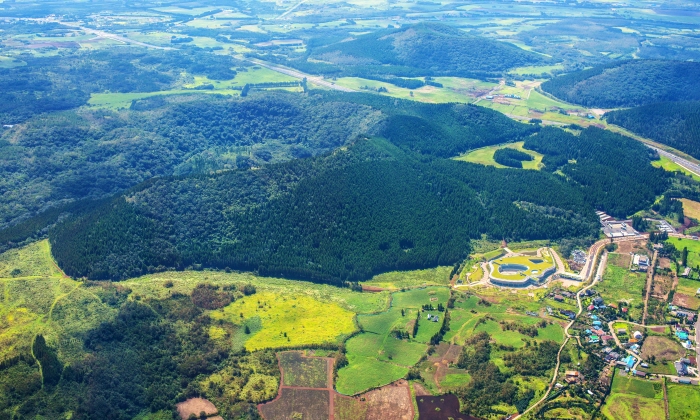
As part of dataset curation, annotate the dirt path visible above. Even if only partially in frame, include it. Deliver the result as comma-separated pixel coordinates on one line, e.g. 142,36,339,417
328,357,335,420
642,250,659,325
663,378,670,420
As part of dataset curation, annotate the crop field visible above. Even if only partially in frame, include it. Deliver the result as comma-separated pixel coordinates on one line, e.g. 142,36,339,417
360,266,451,290
599,255,646,321
456,141,545,170
602,373,665,420
210,291,356,351
259,388,330,420
667,383,700,420
336,287,448,395
279,352,329,388
674,277,700,310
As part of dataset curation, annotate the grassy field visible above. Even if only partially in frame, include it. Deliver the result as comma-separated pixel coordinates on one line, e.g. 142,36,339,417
680,199,700,221
674,277,700,310
210,291,356,351
336,287,449,395
509,64,564,75
279,352,328,388
602,373,665,420
667,383,700,420
455,141,544,170
0,240,62,279
360,266,451,290
599,254,646,321
668,237,700,269
652,156,700,182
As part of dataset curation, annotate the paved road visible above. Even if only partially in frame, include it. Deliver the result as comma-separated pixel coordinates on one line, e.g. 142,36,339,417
276,0,307,19
246,58,357,93
651,146,700,178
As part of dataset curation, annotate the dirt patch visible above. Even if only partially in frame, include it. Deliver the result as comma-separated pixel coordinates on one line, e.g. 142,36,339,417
361,285,385,292
650,326,666,333
176,398,218,419
412,382,432,396
652,275,674,299
673,292,700,310
364,380,414,420
428,343,451,362
641,336,685,363
417,394,478,420
658,257,672,269
259,388,329,420
616,240,647,255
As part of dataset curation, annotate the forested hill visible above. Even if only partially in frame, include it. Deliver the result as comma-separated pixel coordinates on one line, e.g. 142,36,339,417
48,125,668,284
0,91,531,231
540,60,700,108
605,101,700,159
305,23,546,78
49,137,599,283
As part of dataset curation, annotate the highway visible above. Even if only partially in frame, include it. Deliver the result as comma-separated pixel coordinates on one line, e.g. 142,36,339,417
245,58,357,93
650,146,700,178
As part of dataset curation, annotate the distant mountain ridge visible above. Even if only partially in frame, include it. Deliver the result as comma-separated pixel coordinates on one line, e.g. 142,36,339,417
306,23,547,77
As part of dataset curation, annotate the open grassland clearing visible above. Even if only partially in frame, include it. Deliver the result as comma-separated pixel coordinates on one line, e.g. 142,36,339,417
210,291,356,351
680,199,700,221
602,373,665,420
640,335,685,364
0,240,63,279
336,287,448,395
332,76,484,104
455,141,544,170
667,383,700,420
599,254,646,321
360,266,451,290
509,64,565,76
669,237,700,269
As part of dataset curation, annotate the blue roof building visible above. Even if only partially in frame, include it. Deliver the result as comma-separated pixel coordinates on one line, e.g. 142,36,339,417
625,355,636,368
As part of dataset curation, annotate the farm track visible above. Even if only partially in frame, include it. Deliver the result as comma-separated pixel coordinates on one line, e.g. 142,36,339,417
642,250,659,325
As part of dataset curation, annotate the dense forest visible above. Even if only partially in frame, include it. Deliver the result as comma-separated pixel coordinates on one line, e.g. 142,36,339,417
0,283,274,420
605,101,700,159
493,148,534,168
265,23,547,79
540,60,700,108
0,91,531,230
523,127,668,217
0,47,244,124
49,136,600,283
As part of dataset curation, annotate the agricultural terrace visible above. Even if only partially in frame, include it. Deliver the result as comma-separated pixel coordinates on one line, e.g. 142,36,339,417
210,291,356,351
488,251,555,287
599,253,646,321
667,383,700,420
456,141,544,170
601,373,665,420
335,287,449,395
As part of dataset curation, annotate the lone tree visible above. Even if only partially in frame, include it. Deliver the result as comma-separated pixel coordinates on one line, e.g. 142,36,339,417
244,325,251,334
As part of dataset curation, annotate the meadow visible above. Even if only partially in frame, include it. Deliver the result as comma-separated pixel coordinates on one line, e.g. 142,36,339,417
601,373,665,420
667,383,700,420
455,141,544,170
360,266,451,290
674,277,700,310
668,237,700,269
653,156,700,182
599,254,646,321
336,287,449,395
680,199,700,221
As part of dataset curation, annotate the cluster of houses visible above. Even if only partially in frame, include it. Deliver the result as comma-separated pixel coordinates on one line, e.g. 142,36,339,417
631,254,650,272
569,249,587,271
425,313,440,323
669,306,697,323
674,358,693,377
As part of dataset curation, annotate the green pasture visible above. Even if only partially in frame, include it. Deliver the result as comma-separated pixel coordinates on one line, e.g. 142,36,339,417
599,255,646,320
360,266,451,290
669,237,700,269
602,373,665,420
455,141,544,170
333,77,478,104
667,383,700,420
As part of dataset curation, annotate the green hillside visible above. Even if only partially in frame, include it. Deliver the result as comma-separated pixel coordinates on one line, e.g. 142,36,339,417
306,23,546,78
541,60,700,108
606,101,700,159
